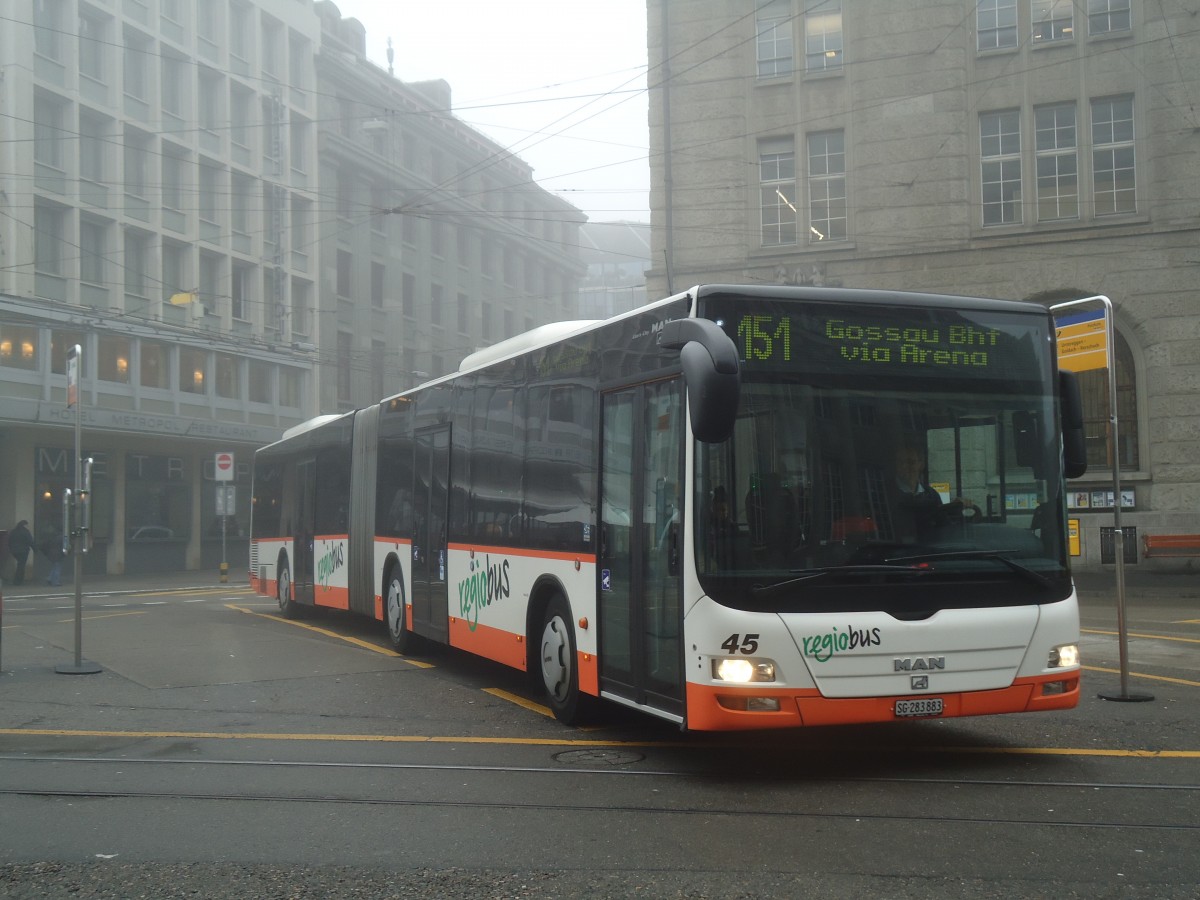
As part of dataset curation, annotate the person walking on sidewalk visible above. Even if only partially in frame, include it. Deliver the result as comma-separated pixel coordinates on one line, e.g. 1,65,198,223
39,524,66,586
8,519,34,585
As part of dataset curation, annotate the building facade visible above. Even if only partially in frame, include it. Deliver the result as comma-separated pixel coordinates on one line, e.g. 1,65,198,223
647,0,1200,568
0,0,583,579
313,4,585,411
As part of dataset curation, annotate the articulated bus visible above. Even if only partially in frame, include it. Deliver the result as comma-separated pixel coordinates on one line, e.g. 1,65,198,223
250,285,1087,731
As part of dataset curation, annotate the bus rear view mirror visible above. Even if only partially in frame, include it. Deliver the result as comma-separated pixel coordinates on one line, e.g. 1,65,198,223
1059,370,1087,479
660,318,741,443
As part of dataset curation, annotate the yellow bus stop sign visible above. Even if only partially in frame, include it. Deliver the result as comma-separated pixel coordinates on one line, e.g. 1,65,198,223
1055,309,1108,373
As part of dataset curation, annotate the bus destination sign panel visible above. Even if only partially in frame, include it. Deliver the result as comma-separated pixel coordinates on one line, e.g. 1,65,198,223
714,301,1045,382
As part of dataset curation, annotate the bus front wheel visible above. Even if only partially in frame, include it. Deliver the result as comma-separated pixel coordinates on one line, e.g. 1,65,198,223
539,595,589,725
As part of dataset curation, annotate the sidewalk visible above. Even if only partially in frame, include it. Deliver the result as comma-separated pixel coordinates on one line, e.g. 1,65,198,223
1,568,249,601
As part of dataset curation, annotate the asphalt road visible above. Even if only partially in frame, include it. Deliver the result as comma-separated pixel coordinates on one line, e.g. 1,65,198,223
1,576,1197,898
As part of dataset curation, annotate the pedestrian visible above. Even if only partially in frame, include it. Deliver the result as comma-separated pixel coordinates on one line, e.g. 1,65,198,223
8,519,34,585
39,524,66,586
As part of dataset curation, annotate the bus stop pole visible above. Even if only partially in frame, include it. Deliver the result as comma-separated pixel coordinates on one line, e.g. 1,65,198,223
1051,297,1150,703
56,344,100,676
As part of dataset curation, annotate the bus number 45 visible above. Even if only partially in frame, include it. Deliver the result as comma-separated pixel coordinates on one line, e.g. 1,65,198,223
721,633,760,655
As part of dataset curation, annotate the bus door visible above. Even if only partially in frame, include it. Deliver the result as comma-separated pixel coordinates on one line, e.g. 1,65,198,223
412,426,450,642
599,378,685,719
293,457,316,605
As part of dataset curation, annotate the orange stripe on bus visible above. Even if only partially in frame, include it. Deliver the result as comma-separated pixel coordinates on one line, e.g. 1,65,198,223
448,617,528,671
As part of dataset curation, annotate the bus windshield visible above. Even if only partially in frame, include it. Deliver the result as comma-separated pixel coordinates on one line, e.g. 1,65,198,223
695,295,1070,611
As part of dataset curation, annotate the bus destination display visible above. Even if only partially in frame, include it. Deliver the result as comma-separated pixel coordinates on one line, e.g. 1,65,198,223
720,302,1044,381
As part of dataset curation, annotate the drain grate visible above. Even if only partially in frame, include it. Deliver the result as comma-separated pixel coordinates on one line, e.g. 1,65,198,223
553,748,645,767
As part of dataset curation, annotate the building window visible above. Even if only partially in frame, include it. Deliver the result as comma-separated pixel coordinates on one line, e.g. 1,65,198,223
337,331,352,404
292,278,310,336
124,130,149,199
199,162,219,224
980,111,1022,226
0,324,39,371
79,114,106,184
371,261,385,308
290,118,308,173
755,1,793,79
1033,0,1074,43
79,219,106,286
977,0,1018,50
79,11,106,82
162,149,185,212
430,284,443,327
1088,0,1131,35
805,1,842,72
199,70,222,133
371,340,386,401
124,29,148,100
807,130,846,241
162,241,187,298
231,264,252,320
198,252,220,309
34,203,66,276
162,55,185,117
759,137,798,246
180,346,207,394
337,250,352,298
249,360,272,403
402,272,415,316
280,367,302,408
1035,103,1078,220
34,94,65,170
98,334,131,384
232,174,252,235
141,340,168,389
50,329,85,374
34,0,62,60
215,353,240,399
230,86,252,149
229,2,250,60
458,292,469,333
1091,96,1135,216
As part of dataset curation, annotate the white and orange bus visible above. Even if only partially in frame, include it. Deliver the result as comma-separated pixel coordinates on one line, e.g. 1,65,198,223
250,284,1087,730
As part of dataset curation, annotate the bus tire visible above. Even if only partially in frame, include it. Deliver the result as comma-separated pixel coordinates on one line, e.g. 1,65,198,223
277,557,300,619
384,567,414,653
539,595,590,725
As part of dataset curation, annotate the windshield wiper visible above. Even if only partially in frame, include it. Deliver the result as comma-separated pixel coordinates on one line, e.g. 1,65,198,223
752,565,930,597
884,550,1053,588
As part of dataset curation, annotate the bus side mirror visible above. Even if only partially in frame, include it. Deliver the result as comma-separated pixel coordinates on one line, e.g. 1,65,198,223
660,318,740,443
1059,370,1088,479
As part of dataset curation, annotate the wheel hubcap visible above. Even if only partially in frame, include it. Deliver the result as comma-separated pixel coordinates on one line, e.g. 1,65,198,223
387,581,403,639
541,616,570,701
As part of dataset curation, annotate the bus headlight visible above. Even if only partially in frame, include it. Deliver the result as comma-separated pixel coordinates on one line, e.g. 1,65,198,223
1048,643,1080,668
712,658,777,683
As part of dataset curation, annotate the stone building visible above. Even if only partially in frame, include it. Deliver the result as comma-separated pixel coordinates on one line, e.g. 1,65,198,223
313,3,585,410
646,0,1200,568
0,0,583,578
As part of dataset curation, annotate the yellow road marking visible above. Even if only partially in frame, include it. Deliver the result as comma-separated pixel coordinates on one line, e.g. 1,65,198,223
1083,664,1200,688
0,728,1197,758
1083,628,1200,645
226,603,434,668
1175,619,1200,625
483,688,554,718
58,611,147,623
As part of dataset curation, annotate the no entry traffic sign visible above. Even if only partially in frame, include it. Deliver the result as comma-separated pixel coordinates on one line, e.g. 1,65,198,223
214,451,235,482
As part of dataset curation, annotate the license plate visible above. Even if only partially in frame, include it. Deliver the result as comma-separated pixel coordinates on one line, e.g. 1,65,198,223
895,697,944,718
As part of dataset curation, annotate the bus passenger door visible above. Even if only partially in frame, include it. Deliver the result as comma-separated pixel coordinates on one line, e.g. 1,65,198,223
293,458,316,605
412,426,450,643
599,379,685,719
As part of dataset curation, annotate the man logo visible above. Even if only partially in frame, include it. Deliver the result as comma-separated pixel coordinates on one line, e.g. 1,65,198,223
911,675,929,690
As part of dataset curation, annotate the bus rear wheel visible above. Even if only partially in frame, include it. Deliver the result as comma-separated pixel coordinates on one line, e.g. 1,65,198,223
277,559,300,619
539,595,589,725
385,569,414,653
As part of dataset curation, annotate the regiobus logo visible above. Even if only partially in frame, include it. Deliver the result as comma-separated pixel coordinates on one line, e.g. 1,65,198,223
457,552,511,631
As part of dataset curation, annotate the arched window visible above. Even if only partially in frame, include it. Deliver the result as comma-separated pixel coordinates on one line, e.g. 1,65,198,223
1076,329,1138,471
